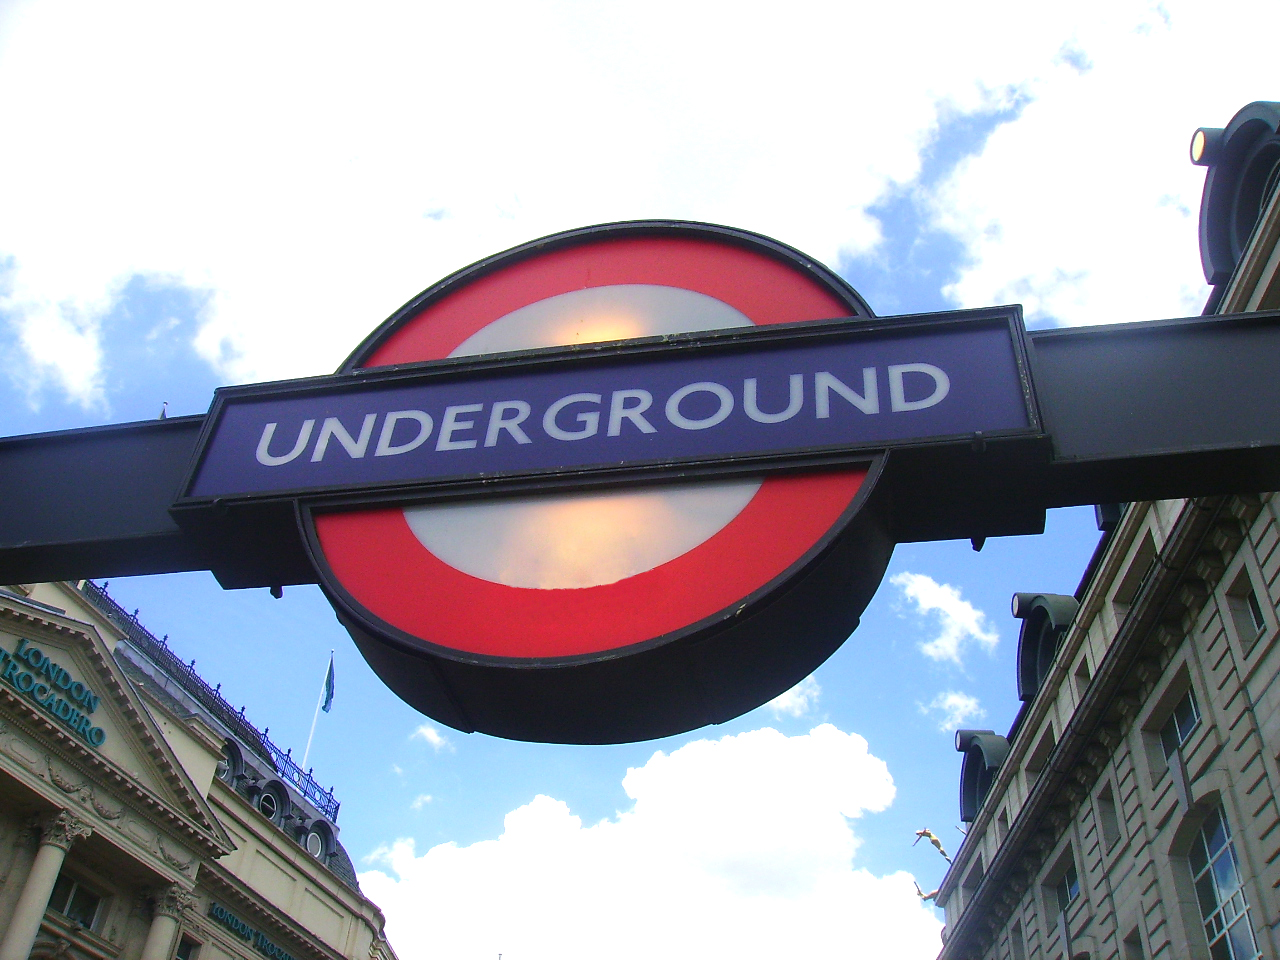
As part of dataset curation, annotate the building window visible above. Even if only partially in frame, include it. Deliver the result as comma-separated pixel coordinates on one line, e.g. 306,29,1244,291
1097,782,1122,850
47,871,102,929
1227,570,1269,653
1024,723,1056,781
306,829,325,858
216,742,236,783
1122,926,1145,959
1245,590,1266,635
258,790,278,820
1190,806,1260,960
1009,922,1026,960
1055,861,1080,914
176,937,201,960
1160,687,1201,760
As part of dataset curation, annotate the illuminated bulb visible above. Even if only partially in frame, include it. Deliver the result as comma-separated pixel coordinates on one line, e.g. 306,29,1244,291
1190,127,1223,167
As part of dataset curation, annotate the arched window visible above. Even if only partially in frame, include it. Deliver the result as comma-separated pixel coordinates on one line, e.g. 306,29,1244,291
216,740,244,784
255,780,289,824
299,819,334,860
258,791,277,819
1191,807,1260,960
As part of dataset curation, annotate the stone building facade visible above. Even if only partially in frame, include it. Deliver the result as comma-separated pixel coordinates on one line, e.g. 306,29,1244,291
0,578,398,960
935,101,1280,960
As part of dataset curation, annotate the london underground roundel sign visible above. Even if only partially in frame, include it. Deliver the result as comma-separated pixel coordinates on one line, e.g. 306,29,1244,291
300,222,894,743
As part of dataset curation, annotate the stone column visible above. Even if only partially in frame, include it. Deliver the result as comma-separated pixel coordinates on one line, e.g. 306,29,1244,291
139,885,192,960
0,811,92,960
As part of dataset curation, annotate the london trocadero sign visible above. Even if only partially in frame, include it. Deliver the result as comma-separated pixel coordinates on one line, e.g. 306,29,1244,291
2,221,1280,743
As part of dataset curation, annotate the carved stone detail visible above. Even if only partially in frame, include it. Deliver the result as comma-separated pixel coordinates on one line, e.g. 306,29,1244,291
45,756,86,795
42,756,124,821
30,937,73,960
155,837,198,874
124,817,156,845
40,810,92,851
90,792,124,821
151,883,193,919
5,733,41,769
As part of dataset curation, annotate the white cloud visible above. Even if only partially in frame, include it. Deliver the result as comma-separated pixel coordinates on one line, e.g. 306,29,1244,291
410,724,452,752
766,674,821,718
410,794,433,811
891,571,999,664
391,764,403,777
0,1,1220,412
360,725,940,960
932,1,1280,328
921,691,987,732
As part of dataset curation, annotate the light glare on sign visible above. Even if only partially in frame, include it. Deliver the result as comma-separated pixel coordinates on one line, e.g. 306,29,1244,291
426,281,760,591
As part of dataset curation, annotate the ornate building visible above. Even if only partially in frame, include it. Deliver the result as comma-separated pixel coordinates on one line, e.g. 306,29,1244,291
0,578,398,960
935,101,1280,959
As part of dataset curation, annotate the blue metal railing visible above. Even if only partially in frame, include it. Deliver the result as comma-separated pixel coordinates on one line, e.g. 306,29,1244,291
80,579,340,822
263,741,340,821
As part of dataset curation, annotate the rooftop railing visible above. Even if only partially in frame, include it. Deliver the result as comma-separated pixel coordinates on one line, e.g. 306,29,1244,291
79,579,340,823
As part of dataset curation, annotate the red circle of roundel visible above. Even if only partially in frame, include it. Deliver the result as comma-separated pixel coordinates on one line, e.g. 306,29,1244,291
313,231,868,660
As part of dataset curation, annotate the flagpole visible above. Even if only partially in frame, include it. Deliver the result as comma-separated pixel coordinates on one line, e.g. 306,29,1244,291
301,651,333,771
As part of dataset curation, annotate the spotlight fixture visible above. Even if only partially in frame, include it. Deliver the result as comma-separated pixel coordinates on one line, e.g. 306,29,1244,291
1190,127,1223,166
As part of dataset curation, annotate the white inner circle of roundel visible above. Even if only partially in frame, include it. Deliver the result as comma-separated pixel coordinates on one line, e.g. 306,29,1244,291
403,284,763,589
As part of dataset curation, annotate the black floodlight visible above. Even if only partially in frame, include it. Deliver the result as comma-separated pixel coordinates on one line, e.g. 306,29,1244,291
1012,592,1079,703
956,730,1010,822
1190,127,1224,166
1196,101,1280,284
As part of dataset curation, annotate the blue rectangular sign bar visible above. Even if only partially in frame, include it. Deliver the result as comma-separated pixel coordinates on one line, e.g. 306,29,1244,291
182,309,1037,504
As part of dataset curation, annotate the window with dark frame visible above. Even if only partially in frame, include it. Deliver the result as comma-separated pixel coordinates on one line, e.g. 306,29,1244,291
306,829,325,858
1055,861,1079,914
1226,570,1269,653
1245,589,1266,637
1191,806,1261,960
1009,921,1027,960
258,791,278,820
216,742,235,783
1097,782,1122,849
47,871,102,929
1160,687,1201,761
176,937,201,960
1122,926,1145,959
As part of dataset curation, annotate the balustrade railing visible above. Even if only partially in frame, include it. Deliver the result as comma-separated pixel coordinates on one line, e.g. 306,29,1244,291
80,579,340,822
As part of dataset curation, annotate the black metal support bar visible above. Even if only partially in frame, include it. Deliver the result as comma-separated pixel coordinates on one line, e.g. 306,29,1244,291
1029,310,1280,505
883,310,1280,543
0,309,1278,588
0,416,211,582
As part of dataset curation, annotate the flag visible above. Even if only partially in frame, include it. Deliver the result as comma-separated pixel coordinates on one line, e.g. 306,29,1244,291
321,655,335,713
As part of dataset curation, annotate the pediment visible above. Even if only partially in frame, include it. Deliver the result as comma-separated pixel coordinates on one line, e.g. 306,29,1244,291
0,597,231,857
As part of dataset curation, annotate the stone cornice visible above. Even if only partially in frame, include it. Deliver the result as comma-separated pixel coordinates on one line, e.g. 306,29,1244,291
208,781,381,918
198,863,355,960
938,495,1240,958
935,508,1144,906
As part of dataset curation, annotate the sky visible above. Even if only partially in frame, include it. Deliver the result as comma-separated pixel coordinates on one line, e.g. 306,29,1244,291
1,1,1276,958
